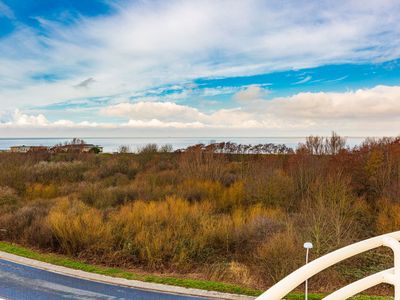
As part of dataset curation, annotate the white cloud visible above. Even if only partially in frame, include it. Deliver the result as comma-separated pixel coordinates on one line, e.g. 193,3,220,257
1,0,400,110
234,85,268,102
292,75,312,85
10,110,49,126
100,101,264,128
266,85,400,119
202,86,240,97
2,84,400,136
124,119,205,129
2,110,107,128
96,84,400,132
100,101,205,122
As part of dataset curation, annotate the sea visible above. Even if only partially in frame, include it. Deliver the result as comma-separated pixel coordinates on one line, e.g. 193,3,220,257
0,137,368,153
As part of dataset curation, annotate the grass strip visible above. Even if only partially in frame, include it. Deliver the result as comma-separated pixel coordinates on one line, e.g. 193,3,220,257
0,241,259,296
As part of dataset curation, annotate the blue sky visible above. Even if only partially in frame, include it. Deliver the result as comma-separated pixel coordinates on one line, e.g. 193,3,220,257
1,0,400,137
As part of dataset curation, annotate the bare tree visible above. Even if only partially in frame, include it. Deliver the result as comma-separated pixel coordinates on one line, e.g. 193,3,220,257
305,136,325,155
325,131,346,155
64,138,85,145
118,145,131,153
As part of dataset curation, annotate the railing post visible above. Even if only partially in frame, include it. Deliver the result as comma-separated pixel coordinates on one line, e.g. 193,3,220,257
383,237,400,300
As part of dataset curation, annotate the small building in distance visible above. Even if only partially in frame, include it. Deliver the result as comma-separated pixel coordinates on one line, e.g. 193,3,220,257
10,145,49,153
50,143,103,153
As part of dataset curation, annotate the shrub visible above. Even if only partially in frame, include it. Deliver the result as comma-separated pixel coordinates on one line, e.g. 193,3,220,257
0,186,19,206
179,150,226,181
109,198,283,271
26,183,58,199
31,161,86,183
47,198,111,255
118,145,131,153
109,197,213,269
137,143,158,154
301,173,358,255
177,179,245,211
159,144,173,153
245,167,295,209
376,198,400,233
98,156,138,179
178,179,223,202
218,181,245,211
255,227,302,283
78,183,101,206
0,200,54,248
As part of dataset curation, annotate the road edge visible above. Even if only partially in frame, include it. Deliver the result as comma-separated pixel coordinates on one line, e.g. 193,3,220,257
0,250,255,300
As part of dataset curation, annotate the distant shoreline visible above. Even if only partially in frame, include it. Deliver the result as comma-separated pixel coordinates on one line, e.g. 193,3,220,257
0,136,370,153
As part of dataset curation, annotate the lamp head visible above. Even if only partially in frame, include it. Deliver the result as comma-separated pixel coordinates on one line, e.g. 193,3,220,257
303,242,313,249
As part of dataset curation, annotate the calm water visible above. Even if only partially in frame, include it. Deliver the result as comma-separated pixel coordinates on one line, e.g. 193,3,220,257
0,137,367,153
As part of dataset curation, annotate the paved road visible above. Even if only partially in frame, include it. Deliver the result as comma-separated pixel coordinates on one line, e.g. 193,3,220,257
0,259,208,300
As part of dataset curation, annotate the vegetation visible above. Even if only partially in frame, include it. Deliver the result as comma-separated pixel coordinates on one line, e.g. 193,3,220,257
0,132,399,297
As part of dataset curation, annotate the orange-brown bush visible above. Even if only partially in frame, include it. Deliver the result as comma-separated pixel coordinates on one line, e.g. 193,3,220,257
0,186,19,207
244,169,295,209
376,198,400,234
0,199,54,248
300,172,358,255
255,226,302,283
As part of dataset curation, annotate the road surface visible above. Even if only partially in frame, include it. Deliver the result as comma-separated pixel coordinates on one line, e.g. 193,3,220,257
0,258,208,300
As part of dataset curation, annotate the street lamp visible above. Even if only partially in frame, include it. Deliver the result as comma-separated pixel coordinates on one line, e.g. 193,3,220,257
303,242,313,300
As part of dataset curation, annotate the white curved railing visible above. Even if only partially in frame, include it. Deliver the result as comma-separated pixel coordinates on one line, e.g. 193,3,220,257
256,231,400,300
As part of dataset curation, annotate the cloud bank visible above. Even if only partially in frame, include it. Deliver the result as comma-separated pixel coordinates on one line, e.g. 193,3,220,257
2,85,400,137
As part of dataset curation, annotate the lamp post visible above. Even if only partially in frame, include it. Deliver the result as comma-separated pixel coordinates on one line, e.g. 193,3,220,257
303,242,313,300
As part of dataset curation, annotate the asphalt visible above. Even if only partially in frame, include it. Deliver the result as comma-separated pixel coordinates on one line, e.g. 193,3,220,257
0,258,208,300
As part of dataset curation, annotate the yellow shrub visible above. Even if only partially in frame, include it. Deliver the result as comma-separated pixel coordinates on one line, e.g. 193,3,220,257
226,205,285,252
376,198,400,233
26,183,57,199
218,181,245,211
178,179,223,202
47,198,111,255
178,179,245,212
110,197,213,269
109,196,284,270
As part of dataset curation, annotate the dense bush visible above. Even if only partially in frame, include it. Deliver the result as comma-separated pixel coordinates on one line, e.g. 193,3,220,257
0,135,400,294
